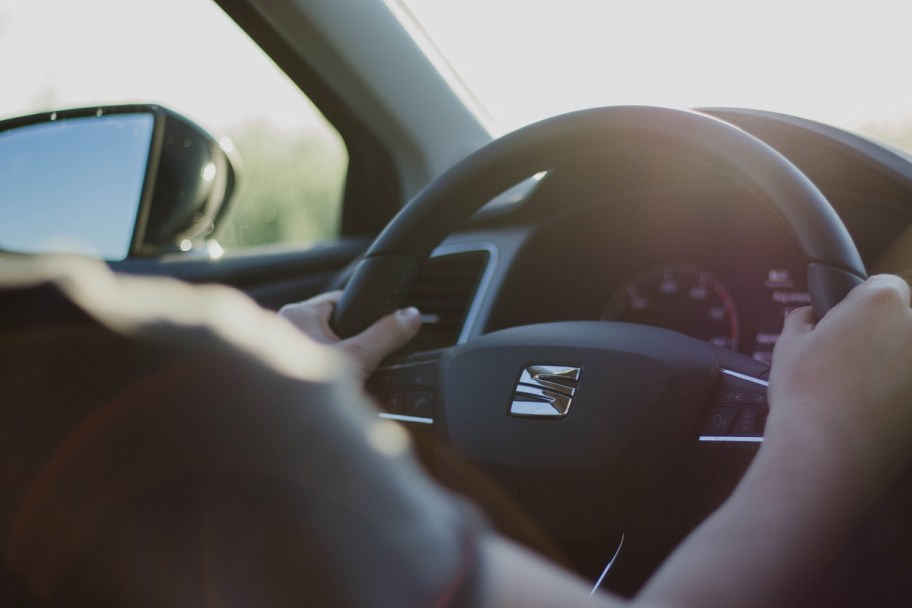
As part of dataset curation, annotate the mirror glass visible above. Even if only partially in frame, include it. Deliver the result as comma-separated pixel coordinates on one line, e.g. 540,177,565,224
0,113,154,260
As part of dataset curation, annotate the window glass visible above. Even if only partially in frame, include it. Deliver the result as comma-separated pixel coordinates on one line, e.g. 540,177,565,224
0,0,347,252
399,0,912,152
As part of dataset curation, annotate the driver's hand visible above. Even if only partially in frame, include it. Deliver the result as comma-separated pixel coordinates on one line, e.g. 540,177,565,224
279,290,421,380
768,274,912,491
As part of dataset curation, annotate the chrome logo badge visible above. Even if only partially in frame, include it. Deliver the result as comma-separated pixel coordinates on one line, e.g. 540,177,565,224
509,365,582,418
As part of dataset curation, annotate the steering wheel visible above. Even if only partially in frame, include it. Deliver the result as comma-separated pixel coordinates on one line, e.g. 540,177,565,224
331,106,868,579
333,106,865,335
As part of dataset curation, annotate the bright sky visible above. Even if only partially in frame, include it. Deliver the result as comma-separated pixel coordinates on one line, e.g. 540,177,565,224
3,0,912,141
400,0,912,136
0,0,324,135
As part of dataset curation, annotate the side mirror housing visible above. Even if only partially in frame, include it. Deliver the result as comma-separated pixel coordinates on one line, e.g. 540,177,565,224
0,105,238,260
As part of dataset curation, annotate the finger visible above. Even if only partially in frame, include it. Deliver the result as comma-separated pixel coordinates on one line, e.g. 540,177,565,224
780,306,815,338
838,274,909,309
298,290,344,325
864,274,911,306
278,291,344,345
823,274,911,330
339,307,422,373
305,290,344,309
301,291,344,341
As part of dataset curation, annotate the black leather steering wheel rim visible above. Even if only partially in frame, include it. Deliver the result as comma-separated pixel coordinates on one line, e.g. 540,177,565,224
332,106,867,338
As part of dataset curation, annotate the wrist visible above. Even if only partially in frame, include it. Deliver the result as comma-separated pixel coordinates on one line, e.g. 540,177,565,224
755,400,884,515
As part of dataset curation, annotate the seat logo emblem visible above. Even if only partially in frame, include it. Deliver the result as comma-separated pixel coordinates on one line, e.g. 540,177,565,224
509,365,582,418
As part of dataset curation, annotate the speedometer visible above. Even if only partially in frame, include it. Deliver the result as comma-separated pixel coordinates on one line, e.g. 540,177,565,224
601,264,740,349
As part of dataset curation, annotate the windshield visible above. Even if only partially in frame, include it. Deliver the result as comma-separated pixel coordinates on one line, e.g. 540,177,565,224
397,0,912,151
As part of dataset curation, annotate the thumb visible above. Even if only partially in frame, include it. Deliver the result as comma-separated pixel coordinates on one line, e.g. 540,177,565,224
780,306,815,338
773,306,815,360
339,307,422,375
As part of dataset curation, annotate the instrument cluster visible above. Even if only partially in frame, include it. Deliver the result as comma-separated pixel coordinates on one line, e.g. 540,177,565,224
604,262,810,363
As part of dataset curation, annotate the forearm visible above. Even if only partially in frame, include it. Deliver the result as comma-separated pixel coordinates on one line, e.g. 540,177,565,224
639,277,912,608
477,406,893,608
477,536,620,608
637,410,876,608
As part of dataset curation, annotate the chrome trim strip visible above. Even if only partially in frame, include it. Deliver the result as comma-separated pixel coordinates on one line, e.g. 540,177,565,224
375,360,436,372
431,242,498,344
509,394,572,417
514,385,571,402
719,368,769,387
590,533,625,596
379,413,434,425
519,367,580,393
699,436,764,443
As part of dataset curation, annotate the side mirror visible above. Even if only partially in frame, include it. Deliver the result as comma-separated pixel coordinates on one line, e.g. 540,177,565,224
0,105,238,260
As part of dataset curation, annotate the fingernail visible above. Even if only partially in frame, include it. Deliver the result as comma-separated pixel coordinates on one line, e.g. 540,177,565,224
396,306,421,330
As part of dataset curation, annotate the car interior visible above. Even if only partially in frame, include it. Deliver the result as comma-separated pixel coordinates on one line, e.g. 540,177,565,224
4,0,912,605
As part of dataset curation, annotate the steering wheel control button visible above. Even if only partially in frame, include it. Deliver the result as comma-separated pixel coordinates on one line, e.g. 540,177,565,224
373,371,395,386
509,365,581,418
700,369,768,442
713,376,768,405
406,390,435,418
715,386,767,406
733,408,758,436
368,359,439,424
702,406,738,436
399,362,437,388
386,389,406,414
752,408,768,435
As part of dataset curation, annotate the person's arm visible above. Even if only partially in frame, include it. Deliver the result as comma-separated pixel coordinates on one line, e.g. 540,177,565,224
633,274,912,608
279,290,421,379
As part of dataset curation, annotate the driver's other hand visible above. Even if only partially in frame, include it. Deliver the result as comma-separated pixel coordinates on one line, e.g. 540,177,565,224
278,290,422,379
768,274,912,489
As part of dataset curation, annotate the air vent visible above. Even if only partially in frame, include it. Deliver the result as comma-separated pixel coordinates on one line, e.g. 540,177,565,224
399,249,490,354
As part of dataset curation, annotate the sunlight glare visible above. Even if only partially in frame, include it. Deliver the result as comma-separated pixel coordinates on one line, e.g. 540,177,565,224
0,0,327,135
399,0,912,137
201,162,217,182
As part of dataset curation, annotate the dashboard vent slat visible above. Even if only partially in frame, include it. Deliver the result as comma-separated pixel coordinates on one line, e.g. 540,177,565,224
398,249,489,354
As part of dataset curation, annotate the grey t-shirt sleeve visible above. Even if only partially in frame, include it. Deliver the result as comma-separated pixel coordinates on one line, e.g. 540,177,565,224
0,257,487,607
